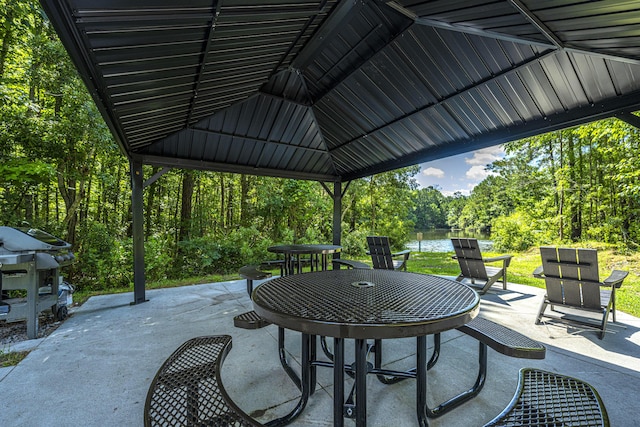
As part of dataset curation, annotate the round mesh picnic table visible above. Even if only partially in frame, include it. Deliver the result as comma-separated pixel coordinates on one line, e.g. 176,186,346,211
253,269,480,339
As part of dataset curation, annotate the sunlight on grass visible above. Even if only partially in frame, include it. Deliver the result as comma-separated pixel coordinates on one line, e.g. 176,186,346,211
69,247,640,319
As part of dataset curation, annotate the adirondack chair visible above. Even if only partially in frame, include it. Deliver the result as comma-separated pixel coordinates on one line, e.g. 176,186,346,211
533,246,628,339
367,236,410,271
451,238,512,294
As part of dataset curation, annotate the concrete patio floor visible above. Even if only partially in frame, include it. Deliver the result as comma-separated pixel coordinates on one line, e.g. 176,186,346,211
1,276,639,426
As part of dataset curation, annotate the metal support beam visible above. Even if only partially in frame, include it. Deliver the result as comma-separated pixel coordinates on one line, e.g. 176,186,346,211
333,181,342,247
144,167,172,189
617,111,640,129
130,159,147,305
320,181,346,249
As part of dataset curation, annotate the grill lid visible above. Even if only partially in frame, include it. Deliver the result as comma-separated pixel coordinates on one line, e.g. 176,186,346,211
0,226,71,252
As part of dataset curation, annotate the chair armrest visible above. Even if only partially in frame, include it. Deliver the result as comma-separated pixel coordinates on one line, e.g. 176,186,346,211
332,259,371,270
532,265,544,278
483,254,512,268
603,270,628,288
392,249,411,261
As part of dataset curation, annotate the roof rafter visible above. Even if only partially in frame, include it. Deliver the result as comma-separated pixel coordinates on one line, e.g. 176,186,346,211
508,0,562,48
185,1,221,127
386,1,640,66
190,127,328,155
134,153,337,182
508,0,640,66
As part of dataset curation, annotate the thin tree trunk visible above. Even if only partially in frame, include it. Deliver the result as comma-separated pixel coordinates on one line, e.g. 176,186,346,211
145,166,159,234
220,174,226,229
567,131,581,241
0,9,14,79
178,171,195,242
240,174,249,226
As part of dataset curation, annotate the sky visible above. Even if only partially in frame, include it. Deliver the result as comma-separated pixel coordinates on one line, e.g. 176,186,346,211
415,145,505,196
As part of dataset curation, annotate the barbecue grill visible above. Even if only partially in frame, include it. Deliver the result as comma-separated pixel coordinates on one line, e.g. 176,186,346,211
0,226,75,339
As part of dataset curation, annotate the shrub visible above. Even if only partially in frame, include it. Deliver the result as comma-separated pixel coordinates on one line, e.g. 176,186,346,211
491,211,536,252
340,227,369,256
73,222,126,290
176,237,242,276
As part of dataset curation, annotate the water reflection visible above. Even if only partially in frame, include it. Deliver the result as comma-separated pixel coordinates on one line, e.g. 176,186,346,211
406,229,493,253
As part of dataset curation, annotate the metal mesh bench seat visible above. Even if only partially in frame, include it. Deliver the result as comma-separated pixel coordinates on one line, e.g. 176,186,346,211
235,265,273,329
258,259,285,276
144,335,264,427
239,264,272,296
426,316,546,417
233,309,271,329
485,368,609,426
458,316,546,359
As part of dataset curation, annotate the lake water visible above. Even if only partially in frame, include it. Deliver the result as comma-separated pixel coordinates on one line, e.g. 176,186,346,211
406,229,493,253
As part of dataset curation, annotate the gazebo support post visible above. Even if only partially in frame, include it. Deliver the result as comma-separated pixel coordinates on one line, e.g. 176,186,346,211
333,181,342,247
321,180,350,261
130,159,147,305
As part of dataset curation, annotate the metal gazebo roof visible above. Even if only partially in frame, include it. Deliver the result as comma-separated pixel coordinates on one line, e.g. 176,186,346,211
40,0,640,183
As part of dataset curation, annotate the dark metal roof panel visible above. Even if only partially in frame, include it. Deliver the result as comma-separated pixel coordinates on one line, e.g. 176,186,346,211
41,0,640,182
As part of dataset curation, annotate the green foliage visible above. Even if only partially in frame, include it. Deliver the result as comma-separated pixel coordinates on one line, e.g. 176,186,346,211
0,158,54,184
176,237,242,277
73,222,130,291
223,226,275,264
144,235,173,283
491,211,537,251
340,227,370,256
411,186,448,229
0,350,29,367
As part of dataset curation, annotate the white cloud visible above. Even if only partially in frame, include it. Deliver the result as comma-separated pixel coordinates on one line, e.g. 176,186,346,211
441,188,471,197
422,167,445,178
466,164,493,180
417,146,505,194
465,146,504,166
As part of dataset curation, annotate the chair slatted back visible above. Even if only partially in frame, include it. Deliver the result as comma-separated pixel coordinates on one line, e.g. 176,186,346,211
539,246,601,309
451,238,489,280
367,236,396,270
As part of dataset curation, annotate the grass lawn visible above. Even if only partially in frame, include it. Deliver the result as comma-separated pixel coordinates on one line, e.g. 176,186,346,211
73,246,640,319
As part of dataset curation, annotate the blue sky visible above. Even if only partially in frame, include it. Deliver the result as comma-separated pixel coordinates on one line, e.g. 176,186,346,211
415,145,505,196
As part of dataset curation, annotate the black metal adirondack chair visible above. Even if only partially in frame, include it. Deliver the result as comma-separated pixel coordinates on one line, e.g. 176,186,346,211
367,236,410,271
533,246,628,339
451,238,512,294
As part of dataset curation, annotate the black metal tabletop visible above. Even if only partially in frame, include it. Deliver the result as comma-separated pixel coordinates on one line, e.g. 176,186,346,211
253,269,480,339
267,244,342,255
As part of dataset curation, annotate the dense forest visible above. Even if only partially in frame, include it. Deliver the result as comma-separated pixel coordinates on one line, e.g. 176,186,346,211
2,3,640,292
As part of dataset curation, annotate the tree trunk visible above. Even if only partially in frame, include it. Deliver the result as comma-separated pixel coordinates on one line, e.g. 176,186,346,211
178,171,194,242
0,9,14,79
145,166,159,234
226,175,234,228
567,132,581,241
220,174,226,229
240,174,250,226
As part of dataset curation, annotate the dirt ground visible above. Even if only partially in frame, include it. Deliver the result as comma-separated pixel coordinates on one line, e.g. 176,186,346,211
0,313,67,347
